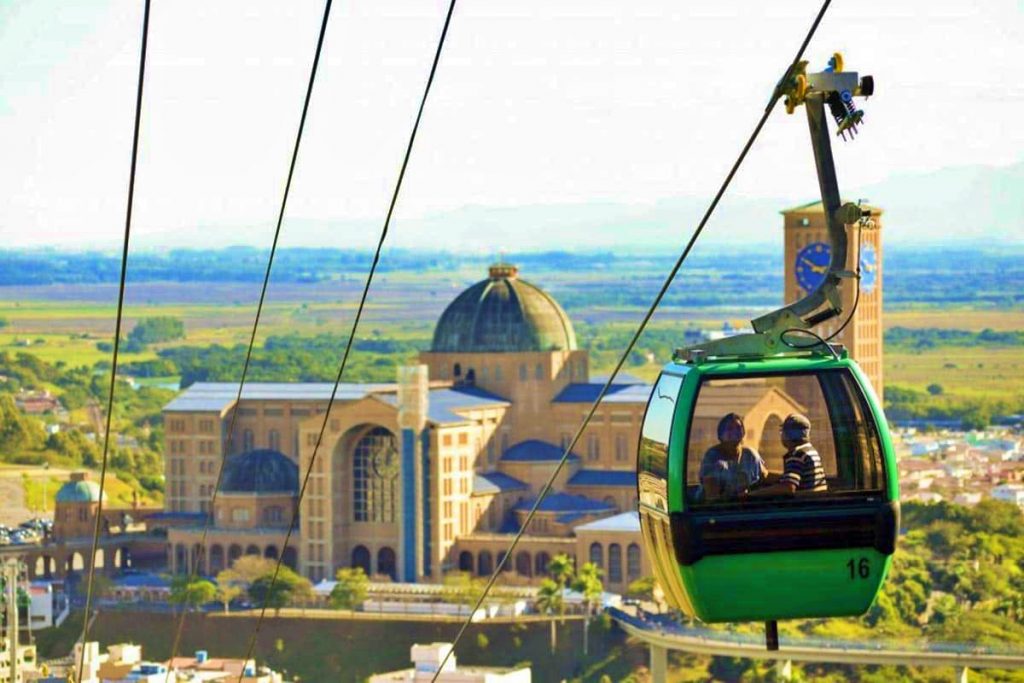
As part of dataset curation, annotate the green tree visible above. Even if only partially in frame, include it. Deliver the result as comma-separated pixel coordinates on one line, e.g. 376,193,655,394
329,567,369,610
169,576,217,611
249,566,312,615
128,317,186,346
441,572,486,611
214,568,244,614
536,578,564,653
926,383,944,396
0,395,45,455
572,562,604,657
626,576,656,602
218,555,276,589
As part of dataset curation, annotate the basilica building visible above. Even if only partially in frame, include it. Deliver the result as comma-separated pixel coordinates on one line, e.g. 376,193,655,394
164,264,653,593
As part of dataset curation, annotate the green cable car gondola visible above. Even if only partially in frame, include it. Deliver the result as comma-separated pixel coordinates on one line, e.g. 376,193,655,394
637,57,898,637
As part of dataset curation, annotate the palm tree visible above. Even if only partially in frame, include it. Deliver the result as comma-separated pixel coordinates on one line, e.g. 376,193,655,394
536,579,563,653
546,553,575,625
572,562,604,657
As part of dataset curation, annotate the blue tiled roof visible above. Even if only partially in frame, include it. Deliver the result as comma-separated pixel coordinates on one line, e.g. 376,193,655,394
513,492,613,514
573,511,641,533
501,440,580,462
473,471,529,495
568,469,638,487
552,383,652,404
376,386,509,425
590,372,646,385
165,382,395,412
114,572,170,588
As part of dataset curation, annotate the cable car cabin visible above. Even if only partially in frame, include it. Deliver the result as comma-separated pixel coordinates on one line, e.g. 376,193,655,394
637,350,899,623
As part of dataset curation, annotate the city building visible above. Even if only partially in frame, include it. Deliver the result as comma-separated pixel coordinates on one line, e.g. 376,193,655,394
70,643,283,683
164,264,654,592
369,642,530,683
992,484,1024,508
783,200,884,398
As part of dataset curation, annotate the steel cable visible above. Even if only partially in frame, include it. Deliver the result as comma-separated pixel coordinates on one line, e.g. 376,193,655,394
162,2,336,679
76,0,151,680
235,1,460,678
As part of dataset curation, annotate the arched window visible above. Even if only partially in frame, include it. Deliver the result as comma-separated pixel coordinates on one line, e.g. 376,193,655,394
589,542,603,569
519,364,527,381
500,434,509,456
608,543,623,583
268,429,281,451
466,368,476,385
515,552,532,577
263,506,284,524
453,363,462,377
242,429,255,452
352,545,371,574
495,365,503,381
534,363,543,379
459,551,474,573
378,547,397,581
478,551,493,575
535,552,551,577
627,543,642,580
587,434,600,461
353,427,398,523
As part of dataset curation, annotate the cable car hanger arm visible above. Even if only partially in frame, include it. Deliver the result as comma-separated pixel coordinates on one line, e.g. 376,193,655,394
678,57,874,362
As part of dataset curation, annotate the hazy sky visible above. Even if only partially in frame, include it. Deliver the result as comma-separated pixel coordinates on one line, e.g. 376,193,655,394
1,0,1021,249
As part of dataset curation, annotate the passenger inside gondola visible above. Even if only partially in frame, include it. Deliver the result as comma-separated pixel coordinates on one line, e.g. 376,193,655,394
698,413,768,501
747,413,828,497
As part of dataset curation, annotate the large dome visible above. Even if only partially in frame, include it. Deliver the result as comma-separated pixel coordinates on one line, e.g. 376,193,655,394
219,449,299,494
56,477,106,504
431,264,577,353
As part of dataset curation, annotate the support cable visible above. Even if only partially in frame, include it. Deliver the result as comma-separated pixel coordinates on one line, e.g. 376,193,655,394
236,0,459,677
431,1,833,678
76,0,151,680
162,1,336,679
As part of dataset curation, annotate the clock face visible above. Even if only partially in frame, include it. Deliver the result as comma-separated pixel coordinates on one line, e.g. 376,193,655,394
795,242,831,293
371,441,400,480
860,243,877,294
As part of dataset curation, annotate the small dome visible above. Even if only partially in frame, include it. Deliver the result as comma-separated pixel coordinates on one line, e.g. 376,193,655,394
431,264,577,353
56,479,105,504
220,449,299,494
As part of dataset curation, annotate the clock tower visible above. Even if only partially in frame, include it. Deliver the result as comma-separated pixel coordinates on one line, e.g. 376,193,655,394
783,200,884,399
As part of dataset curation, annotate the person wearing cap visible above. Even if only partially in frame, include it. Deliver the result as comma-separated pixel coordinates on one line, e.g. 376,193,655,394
698,413,768,501
747,413,827,497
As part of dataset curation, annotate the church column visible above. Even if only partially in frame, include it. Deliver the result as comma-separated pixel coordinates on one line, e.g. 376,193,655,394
398,365,429,582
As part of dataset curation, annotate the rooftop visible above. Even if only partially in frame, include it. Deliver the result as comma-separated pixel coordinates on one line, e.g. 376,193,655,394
573,510,641,533
553,383,652,404
473,471,529,495
567,469,638,487
501,439,579,463
164,382,395,413
376,386,509,425
431,263,577,353
513,492,613,514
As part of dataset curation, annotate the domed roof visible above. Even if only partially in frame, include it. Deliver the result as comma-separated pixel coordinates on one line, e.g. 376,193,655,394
220,449,299,494
431,264,577,353
56,478,106,504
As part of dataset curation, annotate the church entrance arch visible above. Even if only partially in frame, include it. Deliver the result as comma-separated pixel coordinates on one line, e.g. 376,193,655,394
377,547,396,581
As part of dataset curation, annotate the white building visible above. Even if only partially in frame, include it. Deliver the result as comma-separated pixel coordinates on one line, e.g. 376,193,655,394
992,484,1024,508
369,643,530,683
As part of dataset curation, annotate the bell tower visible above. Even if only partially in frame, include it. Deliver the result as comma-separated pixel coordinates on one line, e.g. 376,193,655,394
782,201,884,399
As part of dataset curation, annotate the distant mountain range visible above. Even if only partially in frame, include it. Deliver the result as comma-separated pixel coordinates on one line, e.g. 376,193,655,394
270,161,1021,252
